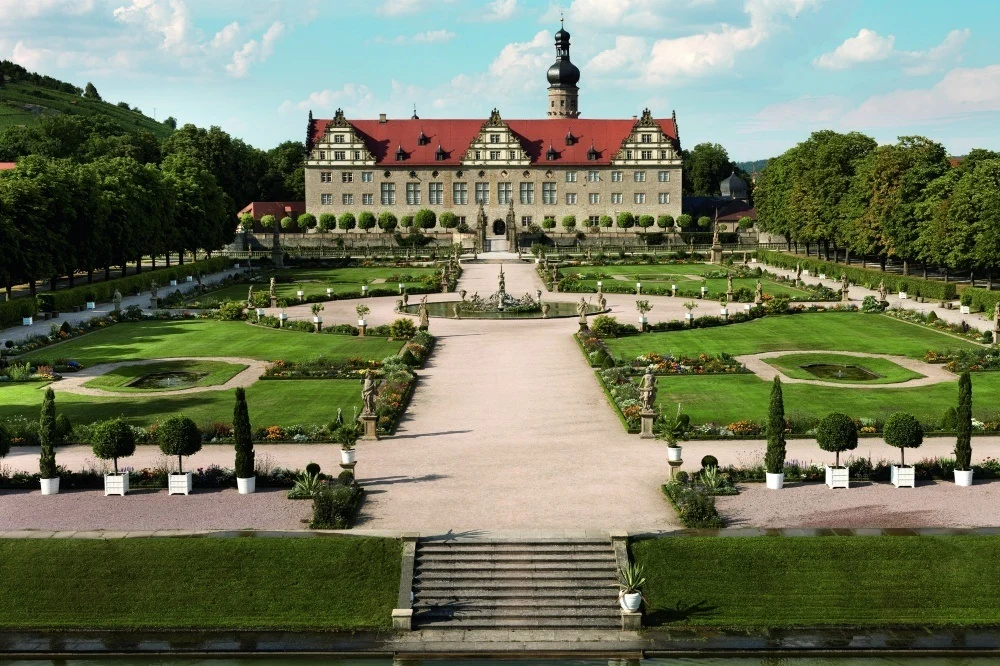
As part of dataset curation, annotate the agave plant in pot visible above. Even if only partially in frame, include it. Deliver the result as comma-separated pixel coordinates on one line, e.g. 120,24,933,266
617,563,646,612
659,403,690,463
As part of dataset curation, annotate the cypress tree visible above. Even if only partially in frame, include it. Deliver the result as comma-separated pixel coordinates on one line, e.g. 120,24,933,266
233,387,255,479
955,371,973,471
764,376,786,475
38,388,58,479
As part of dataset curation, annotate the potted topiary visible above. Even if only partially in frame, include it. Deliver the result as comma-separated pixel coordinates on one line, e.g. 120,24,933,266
899,282,909,300
719,295,729,319
158,416,202,495
335,423,359,464
817,412,857,489
954,371,974,486
635,300,652,331
764,377,787,490
617,563,646,612
356,304,371,335
0,421,10,467
38,388,60,494
682,301,698,325
311,303,324,331
85,291,96,310
884,412,923,488
92,417,136,496
960,293,972,315
233,387,256,494
660,405,690,463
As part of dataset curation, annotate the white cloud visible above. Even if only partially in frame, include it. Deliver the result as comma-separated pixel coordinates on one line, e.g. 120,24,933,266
376,0,458,16
394,29,455,44
483,0,517,21
902,28,969,76
0,0,94,20
226,21,285,78
278,84,376,115
744,95,850,131
113,0,196,55
210,21,241,50
814,28,895,70
587,36,647,74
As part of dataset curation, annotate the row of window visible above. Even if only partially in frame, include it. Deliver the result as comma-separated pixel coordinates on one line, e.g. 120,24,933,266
320,170,671,184
321,186,670,206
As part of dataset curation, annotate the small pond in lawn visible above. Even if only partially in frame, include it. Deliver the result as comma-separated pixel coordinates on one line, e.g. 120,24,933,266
400,301,604,319
125,371,206,390
801,363,880,381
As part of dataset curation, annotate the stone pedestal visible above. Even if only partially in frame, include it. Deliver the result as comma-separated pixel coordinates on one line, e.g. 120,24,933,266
392,608,413,631
726,290,735,303
270,296,278,308
339,460,358,474
640,409,656,439
360,413,379,441
668,459,683,480
621,610,642,630
710,243,723,264
359,324,367,337
579,320,588,333
149,297,158,310
313,321,322,332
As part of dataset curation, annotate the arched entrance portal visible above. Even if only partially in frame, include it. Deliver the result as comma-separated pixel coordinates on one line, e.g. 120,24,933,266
492,219,506,236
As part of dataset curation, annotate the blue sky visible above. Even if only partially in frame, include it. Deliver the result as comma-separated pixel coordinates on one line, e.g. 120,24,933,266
2,0,999,160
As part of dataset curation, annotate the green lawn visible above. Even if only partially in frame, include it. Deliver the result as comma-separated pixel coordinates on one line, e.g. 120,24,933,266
605,312,976,361
634,536,1000,628
0,537,400,630
763,352,925,385
0,378,362,428
83,360,247,392
199,266,437,302
568,263,811,298
24,320,403,365
653,373,1000,424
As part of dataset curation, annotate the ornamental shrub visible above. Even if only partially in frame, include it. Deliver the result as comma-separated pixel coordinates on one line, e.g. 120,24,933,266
940,406,958,431
378,211,398,232
317,213,336,232
311,483,361,529
816,412,858,467
38,388,57,479
337,212,357,231
280,216,295,230
591,314,621,337
676,213,693,228
440,212,458,229
415,208,436,230
233,387,255,479
55,414,72,444
297,213,317,230
401,215,414,230
616,212,635,229
358,211,377,231
306,462,321,476
883,412,923,466
542,217,556,230
926,310,938,323
239,212,254,231
91,417,136,474
656,215,673,229
861,295,884,313
738,216,754,229
157,416,202,474
701,455,719,470
389,317,417,339
561,215,576,230
638,215,655,230
697,216,712,229
599,215,613,228
764,376,786,475
955,371,972,471
260,214,276,230
0,422,11,460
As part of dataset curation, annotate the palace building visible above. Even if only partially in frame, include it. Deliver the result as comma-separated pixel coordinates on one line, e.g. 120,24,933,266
303,23,682,245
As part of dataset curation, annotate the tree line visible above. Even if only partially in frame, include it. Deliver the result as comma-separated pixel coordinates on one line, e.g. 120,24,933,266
754,130,1000,284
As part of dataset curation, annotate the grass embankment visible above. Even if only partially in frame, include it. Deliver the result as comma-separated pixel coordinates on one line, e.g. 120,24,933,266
634,536,1000,628
0,537,400,630
83,360,248,392
763,352,924,385
200,266,438,302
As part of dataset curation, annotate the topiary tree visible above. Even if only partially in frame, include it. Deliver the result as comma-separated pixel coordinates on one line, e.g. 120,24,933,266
337,212,357,231
260,214,276,230
401,215,415,231
318,213,336,232
764,376,786,475
297,212,317,231
55,414,72,444
676,213,693,228
542,217,556,230
656,214,674,229
280,215,295,230
440,212,458,229
378,212,398,232
599,215,613,228
697,215,712,229
883,412,923,466
616,212,635,229
816,412,858,467
92,417,136,474
955,371,973,471
637,215,655,231
738,216,754,230
0,422,11,462
415,208,436,230
157,416,202,474
239,212,254,231
358,211,377,232
561,215,576,231
233,387,254,480
38,388,58,479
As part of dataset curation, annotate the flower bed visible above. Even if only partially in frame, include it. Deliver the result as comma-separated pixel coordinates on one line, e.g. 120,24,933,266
627,352,748,375
884,307,991,343
925,348,1000,373
0,463,300,491
262,357,382,380
662,481,724,528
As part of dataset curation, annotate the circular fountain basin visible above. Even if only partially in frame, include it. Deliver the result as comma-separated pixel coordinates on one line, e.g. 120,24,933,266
800,363,880,381
125,371,207,390
401,301,605,319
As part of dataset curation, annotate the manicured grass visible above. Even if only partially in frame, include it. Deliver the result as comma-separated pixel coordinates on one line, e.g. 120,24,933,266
0,378,362,428
653,372,1000,424
634,536,1000,628
578,276,809,298
0,537,401,630
24,320,403,365
200,266,437,302
605,312,976,361
568,263,812,298
763,353,924,385
83,360,248,392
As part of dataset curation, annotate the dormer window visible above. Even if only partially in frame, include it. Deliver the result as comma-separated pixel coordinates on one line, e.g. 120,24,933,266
418,130,428,146
565,131,575,146
587,145,598,161
435,145,446,161
546,145,558,161
395,145,406,161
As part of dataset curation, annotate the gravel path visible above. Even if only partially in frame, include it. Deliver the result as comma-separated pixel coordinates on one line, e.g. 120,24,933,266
719,480,1000,529
54,357,268,397
736,349,955,388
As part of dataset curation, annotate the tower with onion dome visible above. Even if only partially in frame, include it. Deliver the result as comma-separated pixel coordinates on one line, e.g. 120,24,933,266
546,19,581,118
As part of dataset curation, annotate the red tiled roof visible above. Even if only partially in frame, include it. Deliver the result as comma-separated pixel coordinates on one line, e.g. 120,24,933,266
949,156,964,168
0,162,16,171
238,201,305,220
312,117,679,167
717,202,756,222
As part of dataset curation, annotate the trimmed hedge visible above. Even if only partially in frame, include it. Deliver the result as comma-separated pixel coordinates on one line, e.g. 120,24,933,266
756,250,957,301
0,298,39,330
963,287,1000,315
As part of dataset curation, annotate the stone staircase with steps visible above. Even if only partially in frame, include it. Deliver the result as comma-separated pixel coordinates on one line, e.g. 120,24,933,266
411,538,621,629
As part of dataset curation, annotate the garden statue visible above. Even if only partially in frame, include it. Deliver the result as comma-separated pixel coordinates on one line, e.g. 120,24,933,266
795,263,802,283
112,289,122,312
743,253,749,266
395,298,404,312
598,294,607,311
541,302,551,318
361,373,379,416
247,284,254,307
639,365,657,412
841,273,850,302
403,293,409,306
536,288,542,302
150,281,158,299
418,299,429,330
269,277,276,299
577,297,588,327
727,274,734,295
460,289,467,301
498,264,506,295
712,220,720,246
754,280,763,304
994,303,1000,345
878,280,888,303
196,272,202,286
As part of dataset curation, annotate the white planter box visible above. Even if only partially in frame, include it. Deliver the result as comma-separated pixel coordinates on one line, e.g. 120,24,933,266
684,312,693,321
819,273,827,279
168,472,193,495
899,292,908,300
237,476,256,494
825,465,850,489
326,288,334,297
638,315,647,327
766,472,785,490
169,280,178,287
185,275,193,282
955,469,974,486
803,270,810,276
720,308,729,317
667,446,683,462
342,449,356,464
233,263,240,268
255,308,265,317
39,477,60,495
86,302,95,310
960,305,971,314
22,317,32,326
700,287,708,295
312,316,322,324
362,286,369,295
358,319,367,327
279,314,288,322
891,465,916,488
104,473,129,497
297,290,305,298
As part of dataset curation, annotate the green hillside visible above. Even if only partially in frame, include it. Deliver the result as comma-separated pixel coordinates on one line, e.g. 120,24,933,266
0,69,172,140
